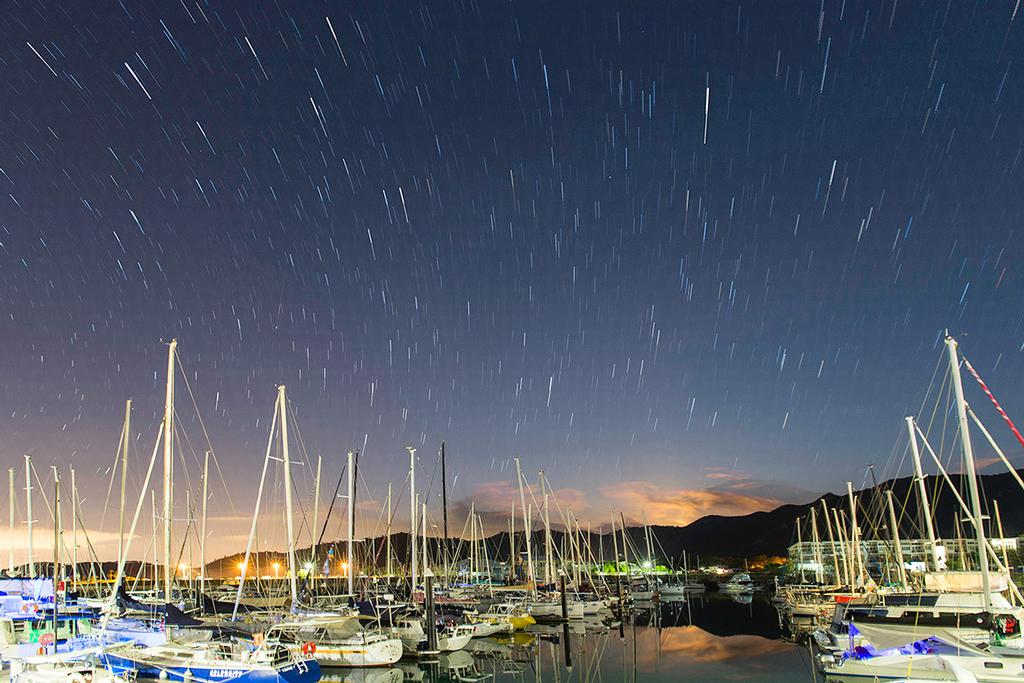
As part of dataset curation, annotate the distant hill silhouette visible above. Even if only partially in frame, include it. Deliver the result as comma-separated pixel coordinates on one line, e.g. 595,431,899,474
196,469,1024,574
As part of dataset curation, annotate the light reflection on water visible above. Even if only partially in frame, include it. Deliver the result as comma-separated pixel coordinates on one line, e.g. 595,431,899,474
319,594,817,683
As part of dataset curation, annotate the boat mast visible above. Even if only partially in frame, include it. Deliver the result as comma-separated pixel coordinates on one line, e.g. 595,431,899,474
278,385,298,607
610,512,620,576
906,416,940,571
106,422,163,616
846,483,860,587
312,455,321,579
619,512,631,573
26,454,33,577
946,335,991,610
51,467,59,655
514,458,535,591
233,401,279,619
820,501,840,587
385,483,393,578
8,468,14,575
540,471,552,586
421,500,428,584
886,491,907,589
119,399,130,573
796,516,805,584
509,502,515,577
469,501,476,582
440,441,449,584
71,467,78,591
833,508,849,586
810,508,823,584
347,450,355,596
199,450,209,599
162,339,176,603
408,447,417,592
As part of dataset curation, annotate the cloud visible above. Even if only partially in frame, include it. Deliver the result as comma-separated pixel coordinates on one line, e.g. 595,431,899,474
599,481,781,526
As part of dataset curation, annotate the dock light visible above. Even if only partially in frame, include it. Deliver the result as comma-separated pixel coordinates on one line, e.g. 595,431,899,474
642,561,653,570
272,562,280,578
237,561,247,574
340,561,349,576
303,562,314,571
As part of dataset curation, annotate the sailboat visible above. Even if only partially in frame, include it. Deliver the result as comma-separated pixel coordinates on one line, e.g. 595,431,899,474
265,615,402,667
99,640,320,682
391,614,473,655
821,336,1024,681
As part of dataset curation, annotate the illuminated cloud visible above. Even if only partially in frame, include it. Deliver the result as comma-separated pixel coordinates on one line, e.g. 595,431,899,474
599,481,781,526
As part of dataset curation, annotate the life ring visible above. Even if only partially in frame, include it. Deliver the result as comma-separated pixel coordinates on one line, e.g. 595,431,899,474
301,641,316,656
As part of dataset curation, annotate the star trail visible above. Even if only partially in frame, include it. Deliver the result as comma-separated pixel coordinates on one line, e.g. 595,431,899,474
2,0,1024,554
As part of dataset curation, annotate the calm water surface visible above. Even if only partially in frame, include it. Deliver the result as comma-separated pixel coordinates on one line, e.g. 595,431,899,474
321,593,818,683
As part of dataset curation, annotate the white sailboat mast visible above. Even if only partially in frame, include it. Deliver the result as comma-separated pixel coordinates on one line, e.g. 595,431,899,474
8,468,14,575
946,335,991,610
886,491,907,588
514,458,535,590
347,450,355,596
278,386,299,606
71,467,78,590
846,483,859,586
408,447,417,591
119,399,131,572
810,508,823,584
421,500,428,581
385,483,393,577
162,339,176,603
820,501,840,586
200,450,209,597
26,454,33,577
312,455,322,576
540,471,552,586
906,416,940,571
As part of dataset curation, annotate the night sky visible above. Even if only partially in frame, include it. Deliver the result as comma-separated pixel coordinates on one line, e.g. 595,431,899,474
2,0,1024,558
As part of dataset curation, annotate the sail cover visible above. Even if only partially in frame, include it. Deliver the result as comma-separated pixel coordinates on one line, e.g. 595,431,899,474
852,621,986,653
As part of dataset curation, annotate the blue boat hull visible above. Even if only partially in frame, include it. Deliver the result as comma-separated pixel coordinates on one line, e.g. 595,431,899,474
100,653,321,682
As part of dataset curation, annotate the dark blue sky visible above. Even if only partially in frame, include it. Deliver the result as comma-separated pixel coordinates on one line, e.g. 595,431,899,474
2,0,1023,552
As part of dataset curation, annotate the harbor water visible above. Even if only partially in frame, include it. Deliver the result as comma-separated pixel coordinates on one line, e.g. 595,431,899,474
320,593,814,683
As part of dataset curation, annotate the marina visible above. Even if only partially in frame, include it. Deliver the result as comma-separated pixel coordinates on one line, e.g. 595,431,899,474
3,0,1023,680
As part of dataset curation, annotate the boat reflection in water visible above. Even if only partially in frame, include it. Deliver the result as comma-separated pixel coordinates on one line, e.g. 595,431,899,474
348,594,813,683
317,667,404,683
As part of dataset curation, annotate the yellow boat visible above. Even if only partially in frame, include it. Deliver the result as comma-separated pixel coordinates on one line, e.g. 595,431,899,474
477,602,536,631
